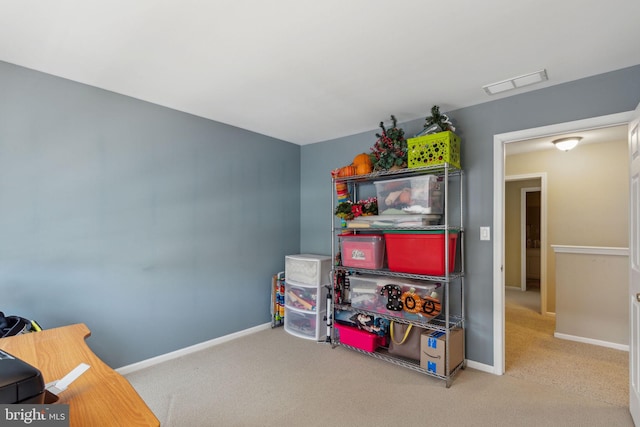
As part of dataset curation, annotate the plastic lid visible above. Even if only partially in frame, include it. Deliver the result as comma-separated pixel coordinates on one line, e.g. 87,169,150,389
383,230,459,235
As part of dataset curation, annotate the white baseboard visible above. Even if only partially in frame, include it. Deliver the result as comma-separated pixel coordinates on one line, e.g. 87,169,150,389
553,332,629,352
465,359,495,374
117,322,502,378
116,322,272,375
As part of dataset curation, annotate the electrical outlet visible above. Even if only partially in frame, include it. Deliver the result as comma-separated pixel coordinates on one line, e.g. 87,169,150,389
480,226,491,241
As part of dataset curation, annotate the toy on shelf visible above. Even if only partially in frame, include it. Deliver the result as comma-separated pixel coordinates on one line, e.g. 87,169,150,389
271,272,285,328
286,287,317,311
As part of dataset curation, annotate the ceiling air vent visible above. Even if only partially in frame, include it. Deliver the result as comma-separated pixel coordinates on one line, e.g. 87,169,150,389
483,69,548,95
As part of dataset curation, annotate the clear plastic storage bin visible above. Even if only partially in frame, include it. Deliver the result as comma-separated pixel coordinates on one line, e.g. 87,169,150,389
339,234,385,269
374,175,443,215
284,306,326,341
348,274,441,320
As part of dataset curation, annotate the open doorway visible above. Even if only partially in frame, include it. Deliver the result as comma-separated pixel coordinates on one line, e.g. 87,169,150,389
492,111,633,375
504,178,543,314
494,116,630,406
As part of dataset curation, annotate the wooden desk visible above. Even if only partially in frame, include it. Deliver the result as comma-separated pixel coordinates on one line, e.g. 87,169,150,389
0,323,159,427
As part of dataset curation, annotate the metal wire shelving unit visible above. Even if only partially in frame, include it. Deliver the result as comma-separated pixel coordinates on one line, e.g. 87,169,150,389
328,163,465,387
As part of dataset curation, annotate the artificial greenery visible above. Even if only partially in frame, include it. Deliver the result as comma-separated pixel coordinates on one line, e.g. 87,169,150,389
369,115,407,170
334,197,378,220
334,201,354,219
422,105,455,134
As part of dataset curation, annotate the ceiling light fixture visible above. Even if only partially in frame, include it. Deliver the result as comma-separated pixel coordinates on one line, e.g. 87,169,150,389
482,69,548,95
552,136,582,151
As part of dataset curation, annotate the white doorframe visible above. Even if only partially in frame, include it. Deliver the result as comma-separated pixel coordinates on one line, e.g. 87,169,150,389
628,102,640,423
492,111,634,375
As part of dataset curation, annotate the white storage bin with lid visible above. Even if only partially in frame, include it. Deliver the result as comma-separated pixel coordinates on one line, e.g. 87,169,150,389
374,175,443,215
285,254,332,286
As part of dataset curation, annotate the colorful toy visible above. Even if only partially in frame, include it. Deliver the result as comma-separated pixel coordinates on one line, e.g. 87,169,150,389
331,168,352,205
287,288,316,311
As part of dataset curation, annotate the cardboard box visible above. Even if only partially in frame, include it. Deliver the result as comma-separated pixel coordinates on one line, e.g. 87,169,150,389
420,328,464,376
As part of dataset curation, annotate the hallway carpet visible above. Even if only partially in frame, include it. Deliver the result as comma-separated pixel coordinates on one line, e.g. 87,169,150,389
505,287,628,407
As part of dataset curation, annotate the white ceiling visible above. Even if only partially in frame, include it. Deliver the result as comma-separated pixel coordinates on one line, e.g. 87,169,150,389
1,1,639,145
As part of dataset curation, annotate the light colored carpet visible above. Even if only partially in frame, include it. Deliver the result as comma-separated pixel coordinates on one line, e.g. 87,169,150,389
505,287,628,407
126,322,633,426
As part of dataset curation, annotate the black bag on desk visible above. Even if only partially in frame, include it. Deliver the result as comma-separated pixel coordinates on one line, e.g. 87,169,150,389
387,321,424,361
0,349,46,404
0,312,42,338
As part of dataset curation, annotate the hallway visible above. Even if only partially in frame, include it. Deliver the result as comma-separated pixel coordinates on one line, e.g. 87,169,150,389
505,286,628,407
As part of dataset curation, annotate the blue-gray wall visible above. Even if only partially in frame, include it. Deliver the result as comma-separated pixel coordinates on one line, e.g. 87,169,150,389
301,65,640,366
3,59,639,369
0,61,301,368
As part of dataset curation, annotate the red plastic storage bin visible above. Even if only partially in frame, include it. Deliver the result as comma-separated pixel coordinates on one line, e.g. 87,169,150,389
384,231,458,275
339,234,385,269
335,323,387,352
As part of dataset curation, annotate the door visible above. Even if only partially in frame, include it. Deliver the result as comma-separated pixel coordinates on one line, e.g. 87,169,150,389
629,102,640,424
521,188,541,293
